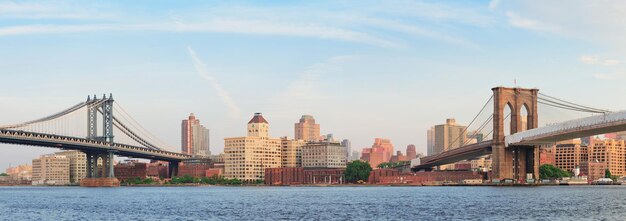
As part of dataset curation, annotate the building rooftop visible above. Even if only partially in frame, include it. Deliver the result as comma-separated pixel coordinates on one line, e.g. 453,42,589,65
248,113,269,124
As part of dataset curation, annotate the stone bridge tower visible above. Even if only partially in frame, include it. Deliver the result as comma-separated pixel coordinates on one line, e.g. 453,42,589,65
492,87,540,180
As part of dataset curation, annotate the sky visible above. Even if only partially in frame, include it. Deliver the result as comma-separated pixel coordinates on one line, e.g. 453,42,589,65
2,0,626,171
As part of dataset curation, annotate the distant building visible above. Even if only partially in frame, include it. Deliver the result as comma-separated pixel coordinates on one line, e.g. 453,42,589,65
553,140,587,172
589,138,626,177
115,160,148,181
281,137,307,168
224,113,281,182
302,141,347,169
434,119,467,155
181,113,211,157
5,164,32,183
55,150,86,184
406,144,417,159
341,139,352,159
470,157,492,172
32,154,70,186
390,145,420,163
427,127,435,156
361,138,394,168
294,115,320,141
350,150,361,162
539,147,555,165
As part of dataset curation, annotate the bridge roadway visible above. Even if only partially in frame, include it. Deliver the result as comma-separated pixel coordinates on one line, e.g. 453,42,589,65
0,130,190,162
413,141,492,170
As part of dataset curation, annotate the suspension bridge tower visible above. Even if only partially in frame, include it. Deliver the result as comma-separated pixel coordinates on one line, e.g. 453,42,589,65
492,87,540,181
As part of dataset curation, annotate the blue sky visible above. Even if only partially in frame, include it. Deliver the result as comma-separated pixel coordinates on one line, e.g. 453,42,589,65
1,0,626,170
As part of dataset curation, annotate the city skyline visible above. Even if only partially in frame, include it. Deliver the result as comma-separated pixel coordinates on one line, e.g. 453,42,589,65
2,0,626,171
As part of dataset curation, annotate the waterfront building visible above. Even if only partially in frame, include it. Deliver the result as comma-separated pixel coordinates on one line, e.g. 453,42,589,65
588,138,626,177
182,113,211,157
224,113,281,182
470,157,492,172
553,140,588,172
341,139,352,159
114,160,148,181
281,137,307,168
55,150,86,184
5,164,32,182
294,115,320,141
302,141,347,169
580,161,608,182
32,154,70,186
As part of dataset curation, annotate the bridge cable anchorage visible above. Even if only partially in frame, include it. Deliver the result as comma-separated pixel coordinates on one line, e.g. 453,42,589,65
446,95,494,150
538,93,610,114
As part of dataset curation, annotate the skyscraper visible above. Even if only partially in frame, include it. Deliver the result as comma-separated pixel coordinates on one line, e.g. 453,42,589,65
427,127,435,156
406,144,417,159
341,139,352,159
181,113,211,157
224,113,281,181
294,115,320,141
361,138,394,168
433,119,467,155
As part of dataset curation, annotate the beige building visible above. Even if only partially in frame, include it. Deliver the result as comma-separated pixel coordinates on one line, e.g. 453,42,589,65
471,157,492,172
281,137,307,168
433,119,466,170
224,113,281,182
553,140,588,172
55,150,87,184
294,115,320,141
32,154,70,186
433,118,467,154
589,138,626,177
302,141,347,169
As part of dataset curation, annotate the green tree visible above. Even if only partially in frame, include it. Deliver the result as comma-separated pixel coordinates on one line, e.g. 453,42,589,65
345,160,372,183
0,173,8,177
605,169,612,178
539,164,571,179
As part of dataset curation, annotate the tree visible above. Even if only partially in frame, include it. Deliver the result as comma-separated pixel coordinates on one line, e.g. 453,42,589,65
0,173,8,177
345,160,372,183
539,164,571,179
605,169,612,178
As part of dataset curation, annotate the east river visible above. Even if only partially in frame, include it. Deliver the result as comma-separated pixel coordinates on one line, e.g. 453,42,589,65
1,185,625,220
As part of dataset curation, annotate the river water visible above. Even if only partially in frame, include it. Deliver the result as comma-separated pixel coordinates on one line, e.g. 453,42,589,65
0,185,624,220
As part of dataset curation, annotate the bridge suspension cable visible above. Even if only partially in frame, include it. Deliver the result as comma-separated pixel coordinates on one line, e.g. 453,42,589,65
538,92,610,114
446,95,494,150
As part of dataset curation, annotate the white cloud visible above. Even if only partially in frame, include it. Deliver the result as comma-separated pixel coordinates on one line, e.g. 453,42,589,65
488,0,500,11
187,46,241,119
0,1,112,20
579,55,621,66
579,55,599,64
505,11,560,32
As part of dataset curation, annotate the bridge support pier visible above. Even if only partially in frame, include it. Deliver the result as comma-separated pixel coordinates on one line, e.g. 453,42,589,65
168,161,179,178
80,151,120,187
493,145,539,182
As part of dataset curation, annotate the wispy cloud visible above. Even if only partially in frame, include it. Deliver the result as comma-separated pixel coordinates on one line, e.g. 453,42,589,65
0,1,112,20
505,11,560,32
594,72,626,80
187,46,241,118
579,55,621,66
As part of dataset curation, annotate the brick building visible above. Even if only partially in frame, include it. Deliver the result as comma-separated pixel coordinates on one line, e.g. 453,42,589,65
114,161,147,181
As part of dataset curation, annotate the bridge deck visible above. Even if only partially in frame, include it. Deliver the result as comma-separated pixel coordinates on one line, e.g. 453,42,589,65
0,130,190,161
413,141,492,170
506,110,626,145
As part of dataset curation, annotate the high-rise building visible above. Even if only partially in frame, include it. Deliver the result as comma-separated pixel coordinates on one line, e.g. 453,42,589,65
55,150,86,184
294,115,320,141
224,113,281,182
588,138,626,177
427,127,435,156
350,150,361,161
281,137,307,168
181,113,211,157
406,144,417,159
302,141,347,169
361,138,394,168
553,140,588,172
433,119,467,155
32,154,70,186
341,139,352,159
